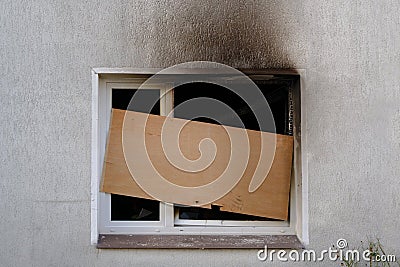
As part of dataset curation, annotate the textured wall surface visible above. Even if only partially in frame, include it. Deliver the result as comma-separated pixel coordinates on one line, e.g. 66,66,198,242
0,0,399,266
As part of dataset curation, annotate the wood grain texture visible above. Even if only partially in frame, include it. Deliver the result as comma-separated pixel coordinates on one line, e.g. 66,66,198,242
101,109,293,220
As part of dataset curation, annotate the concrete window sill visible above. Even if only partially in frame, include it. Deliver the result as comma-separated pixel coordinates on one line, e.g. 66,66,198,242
97,234,304,249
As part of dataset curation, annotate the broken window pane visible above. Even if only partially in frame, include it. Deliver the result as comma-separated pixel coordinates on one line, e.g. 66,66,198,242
111,194,160,221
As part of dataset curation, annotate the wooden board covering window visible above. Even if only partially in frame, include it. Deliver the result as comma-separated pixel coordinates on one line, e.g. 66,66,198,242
101,109,293,220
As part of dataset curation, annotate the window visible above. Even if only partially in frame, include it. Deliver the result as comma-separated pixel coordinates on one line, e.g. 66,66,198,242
91,68,308,248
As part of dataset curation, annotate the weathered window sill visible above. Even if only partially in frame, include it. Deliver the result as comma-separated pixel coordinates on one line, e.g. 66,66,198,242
97,234,304,249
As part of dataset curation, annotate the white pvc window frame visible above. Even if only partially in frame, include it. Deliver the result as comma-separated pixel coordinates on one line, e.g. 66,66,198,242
91,68,309,245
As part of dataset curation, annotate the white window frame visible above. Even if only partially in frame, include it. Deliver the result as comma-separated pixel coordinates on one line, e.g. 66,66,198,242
91,68,309,245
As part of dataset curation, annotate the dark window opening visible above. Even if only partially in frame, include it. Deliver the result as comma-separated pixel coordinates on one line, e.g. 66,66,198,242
179,206,279,221
111,194,160,221
173,76,297,221
111,89,161,221
110,75,298,222
173,78,294,135
112,89,160,115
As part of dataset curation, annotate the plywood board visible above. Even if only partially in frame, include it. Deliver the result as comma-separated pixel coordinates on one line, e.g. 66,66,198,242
101,109,293,220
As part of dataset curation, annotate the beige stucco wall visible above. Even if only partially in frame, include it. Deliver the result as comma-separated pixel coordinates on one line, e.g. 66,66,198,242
0,0,399,266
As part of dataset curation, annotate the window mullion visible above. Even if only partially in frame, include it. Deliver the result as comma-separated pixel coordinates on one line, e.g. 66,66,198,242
160,83,175,227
